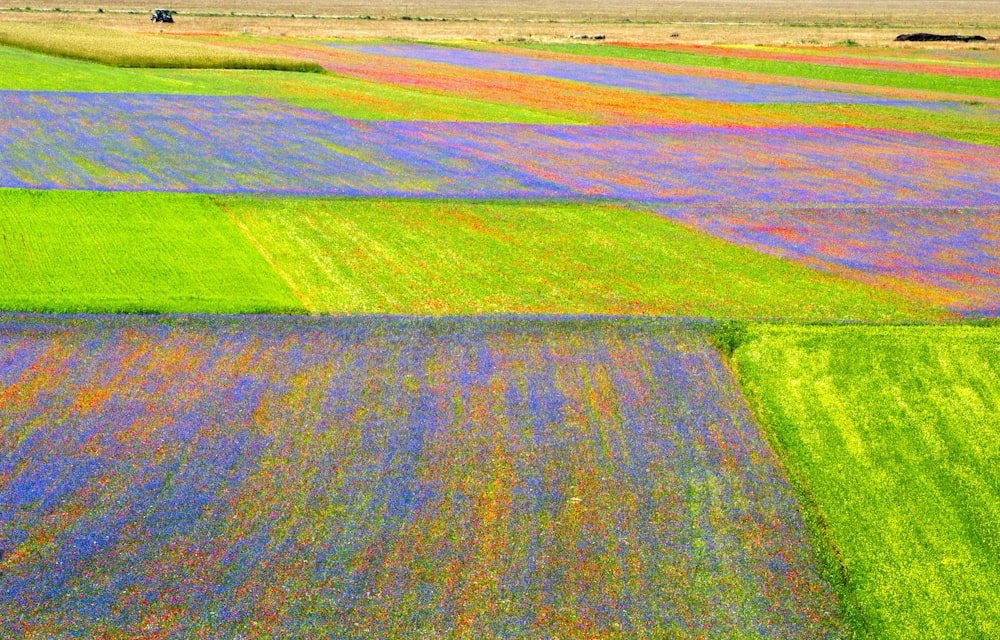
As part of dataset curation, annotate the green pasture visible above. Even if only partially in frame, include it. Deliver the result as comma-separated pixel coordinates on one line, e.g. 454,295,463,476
220,197,941,320
0,190,302,313
518,42,1000,100
733,324,1000,639
0,44,573,123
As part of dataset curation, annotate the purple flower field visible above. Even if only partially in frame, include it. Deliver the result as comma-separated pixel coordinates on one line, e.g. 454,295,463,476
2,90,999,207
0,315,843,638
660,206,1000,316
327,43,931,106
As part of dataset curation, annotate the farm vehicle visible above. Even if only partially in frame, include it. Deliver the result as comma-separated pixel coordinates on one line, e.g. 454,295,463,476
151,9,175,23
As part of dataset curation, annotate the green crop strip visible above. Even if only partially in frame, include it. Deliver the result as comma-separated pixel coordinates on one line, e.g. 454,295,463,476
733,324,1000,638
220,197,943,320
0,45,572,123
0,190,304,314
517,43,1000,100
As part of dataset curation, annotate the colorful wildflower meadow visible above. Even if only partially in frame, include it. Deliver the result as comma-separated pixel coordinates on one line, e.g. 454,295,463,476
1,32,999,638
0,315,842,638
659,206,1000,316
323,43,930,106
3,91,999,206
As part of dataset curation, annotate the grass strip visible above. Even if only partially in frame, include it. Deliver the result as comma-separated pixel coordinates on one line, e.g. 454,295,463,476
733,324,1000,638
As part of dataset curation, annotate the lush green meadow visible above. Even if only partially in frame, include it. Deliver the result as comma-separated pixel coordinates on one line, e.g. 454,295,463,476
733,325,1000,638
0,190,302,313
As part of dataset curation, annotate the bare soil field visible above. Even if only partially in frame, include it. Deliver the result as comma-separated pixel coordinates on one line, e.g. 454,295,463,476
2,1,998,45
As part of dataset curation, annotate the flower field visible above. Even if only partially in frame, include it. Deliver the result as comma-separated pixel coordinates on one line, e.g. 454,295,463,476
660,206,1000,316
614,42,1000,81
0,316,842,638
0,44,571,123
205,37,1000,140
1,30,1000,638
3,90,998,207
323,43,928,105
519,42,1000,101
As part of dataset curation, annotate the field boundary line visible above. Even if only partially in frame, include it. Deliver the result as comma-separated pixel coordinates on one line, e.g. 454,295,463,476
216,199,317,314
726,335,873,637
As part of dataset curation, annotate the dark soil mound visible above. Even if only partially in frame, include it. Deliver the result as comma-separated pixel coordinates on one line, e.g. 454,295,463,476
895,33,987,42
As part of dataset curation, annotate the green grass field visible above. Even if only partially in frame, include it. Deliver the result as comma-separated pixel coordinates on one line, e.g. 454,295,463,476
733,325,1000,638
220,197,943,319
0,190,303,313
